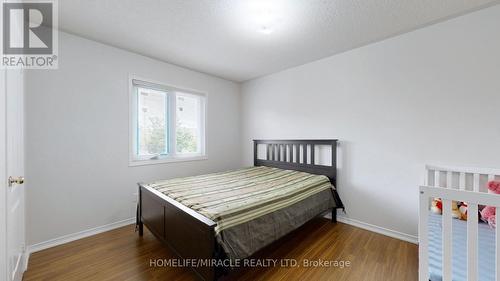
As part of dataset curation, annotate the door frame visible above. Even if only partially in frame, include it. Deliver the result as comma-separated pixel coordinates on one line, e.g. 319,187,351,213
2,0,27,277
1,0,7,277
0,68,28,281
1,68,8,281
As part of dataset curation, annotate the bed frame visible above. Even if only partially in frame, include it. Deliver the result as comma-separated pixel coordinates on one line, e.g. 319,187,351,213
419,165,500,281
137,139,341,281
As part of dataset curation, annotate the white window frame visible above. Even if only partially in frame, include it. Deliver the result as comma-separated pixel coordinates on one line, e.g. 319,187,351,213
129,76,207,166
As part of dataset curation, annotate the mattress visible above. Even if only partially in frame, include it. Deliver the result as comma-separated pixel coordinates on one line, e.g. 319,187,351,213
428,213,495,281
145,166,338,259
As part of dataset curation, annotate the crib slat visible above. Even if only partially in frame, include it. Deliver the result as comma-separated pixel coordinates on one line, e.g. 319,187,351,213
442,199,453,281
467,204,478,281
435,170,441,187
459,172,466,190
419,190,429,281
489,174,496,182
496,208,500,281
473,174,480,192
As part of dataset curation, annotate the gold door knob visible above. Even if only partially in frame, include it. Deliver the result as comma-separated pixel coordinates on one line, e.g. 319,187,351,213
8,176,24,187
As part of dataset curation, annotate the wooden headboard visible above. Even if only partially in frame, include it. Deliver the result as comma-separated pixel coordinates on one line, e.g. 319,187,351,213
253,139,338,186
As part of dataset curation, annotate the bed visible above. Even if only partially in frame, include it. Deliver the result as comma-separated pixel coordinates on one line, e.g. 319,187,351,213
136,139,344,280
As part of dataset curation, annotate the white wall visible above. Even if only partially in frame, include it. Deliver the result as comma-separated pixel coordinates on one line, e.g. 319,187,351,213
25,32,242,245
241,5,500,239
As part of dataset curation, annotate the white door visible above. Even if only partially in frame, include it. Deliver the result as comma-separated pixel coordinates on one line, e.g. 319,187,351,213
0,67,26,281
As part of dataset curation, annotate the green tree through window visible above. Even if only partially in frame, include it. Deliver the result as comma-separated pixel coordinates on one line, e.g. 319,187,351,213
176,120,197,153
146,116,166,154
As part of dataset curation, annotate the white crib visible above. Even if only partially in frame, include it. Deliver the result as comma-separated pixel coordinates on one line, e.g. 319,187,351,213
419,165,500,281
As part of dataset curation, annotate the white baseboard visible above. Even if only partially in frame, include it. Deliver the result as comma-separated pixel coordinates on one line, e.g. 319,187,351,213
25,214,416,270
27,218,135,255
22,250,29,272
12,250,29,281
23,218,134,275
12,253,24,281
325,213,418,244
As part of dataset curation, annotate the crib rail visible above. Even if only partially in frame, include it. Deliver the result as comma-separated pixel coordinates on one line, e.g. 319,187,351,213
419,165,500,281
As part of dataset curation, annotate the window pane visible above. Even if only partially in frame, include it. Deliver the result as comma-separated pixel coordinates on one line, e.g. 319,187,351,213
176,93,201,154
137,87,167,156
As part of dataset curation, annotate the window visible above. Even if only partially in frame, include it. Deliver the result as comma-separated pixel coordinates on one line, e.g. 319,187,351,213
130,78,206,165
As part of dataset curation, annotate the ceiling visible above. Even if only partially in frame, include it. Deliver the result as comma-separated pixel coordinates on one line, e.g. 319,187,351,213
59,0,499,82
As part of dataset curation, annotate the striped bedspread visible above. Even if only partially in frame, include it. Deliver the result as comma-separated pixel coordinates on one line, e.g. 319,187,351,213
145,166,334,233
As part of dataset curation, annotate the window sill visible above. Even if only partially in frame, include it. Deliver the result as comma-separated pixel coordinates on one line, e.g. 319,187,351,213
129,155,208,167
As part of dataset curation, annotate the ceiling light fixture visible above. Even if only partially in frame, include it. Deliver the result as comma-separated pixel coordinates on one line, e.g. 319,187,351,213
246,0,284,35
260,26,273,34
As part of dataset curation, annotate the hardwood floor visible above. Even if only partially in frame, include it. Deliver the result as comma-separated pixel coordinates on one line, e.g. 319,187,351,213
24,218,418,281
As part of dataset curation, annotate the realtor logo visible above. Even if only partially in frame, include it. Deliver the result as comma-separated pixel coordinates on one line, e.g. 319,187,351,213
1,0,58,69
